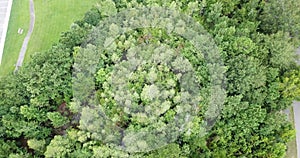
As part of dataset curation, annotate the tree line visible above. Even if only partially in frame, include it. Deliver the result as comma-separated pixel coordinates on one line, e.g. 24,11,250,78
0,0,300,157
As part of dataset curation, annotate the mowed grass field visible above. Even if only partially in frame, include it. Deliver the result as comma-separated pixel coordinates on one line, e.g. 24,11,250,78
0,0,30,76
0,0,100,76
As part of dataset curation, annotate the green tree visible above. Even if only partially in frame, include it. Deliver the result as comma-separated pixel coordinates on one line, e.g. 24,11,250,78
27,139,46,153
44,136,72,158
259,0,300,40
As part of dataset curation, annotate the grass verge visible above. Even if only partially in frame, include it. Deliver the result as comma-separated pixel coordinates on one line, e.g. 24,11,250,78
0,0,30,76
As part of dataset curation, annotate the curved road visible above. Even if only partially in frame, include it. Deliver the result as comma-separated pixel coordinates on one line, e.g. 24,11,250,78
14,0,35,72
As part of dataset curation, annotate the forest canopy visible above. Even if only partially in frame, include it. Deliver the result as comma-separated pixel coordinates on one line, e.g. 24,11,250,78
1,0,300,157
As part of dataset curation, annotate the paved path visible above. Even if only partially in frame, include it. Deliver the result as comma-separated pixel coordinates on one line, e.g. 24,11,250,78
0,0,13,64
293,102,300,158
293,47,300,158
14,0,35,72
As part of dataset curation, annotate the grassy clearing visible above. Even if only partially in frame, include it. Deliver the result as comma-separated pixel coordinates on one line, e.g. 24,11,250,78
0,0,30,76
0,0,100,76
25,0,100,62
286,106,297,158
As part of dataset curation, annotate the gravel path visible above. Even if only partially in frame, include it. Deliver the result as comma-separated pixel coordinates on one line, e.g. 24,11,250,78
14,0,35,72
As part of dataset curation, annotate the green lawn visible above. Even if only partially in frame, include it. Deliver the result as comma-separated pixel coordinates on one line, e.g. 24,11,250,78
0,0,30,76
0,0,100,76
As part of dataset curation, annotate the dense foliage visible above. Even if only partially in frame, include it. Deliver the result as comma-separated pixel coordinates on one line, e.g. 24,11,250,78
1,0,300,157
